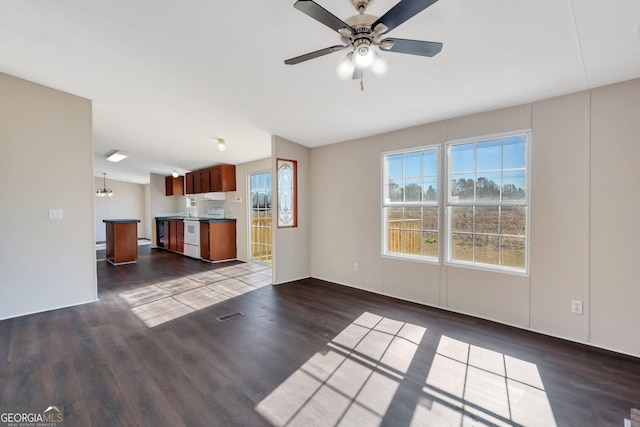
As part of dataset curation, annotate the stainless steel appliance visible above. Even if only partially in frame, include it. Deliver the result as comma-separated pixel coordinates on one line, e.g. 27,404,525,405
183,219,200,258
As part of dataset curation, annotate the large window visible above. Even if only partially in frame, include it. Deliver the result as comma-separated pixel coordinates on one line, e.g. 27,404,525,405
382,146,439,261
446,131,529,273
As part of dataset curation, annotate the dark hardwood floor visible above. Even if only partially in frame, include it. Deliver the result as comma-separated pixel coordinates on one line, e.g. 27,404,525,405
1,247,639,426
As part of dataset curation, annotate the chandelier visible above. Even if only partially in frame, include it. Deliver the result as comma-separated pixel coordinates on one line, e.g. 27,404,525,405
96,172,113,197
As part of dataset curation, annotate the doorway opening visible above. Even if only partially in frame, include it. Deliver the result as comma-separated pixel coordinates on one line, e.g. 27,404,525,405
249,171,272,264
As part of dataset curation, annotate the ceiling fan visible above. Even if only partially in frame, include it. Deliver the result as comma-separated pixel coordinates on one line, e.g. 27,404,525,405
285,0,443,83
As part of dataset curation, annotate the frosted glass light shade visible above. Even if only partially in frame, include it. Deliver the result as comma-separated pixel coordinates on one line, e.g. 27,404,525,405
337,54,355,80
353,46,374,69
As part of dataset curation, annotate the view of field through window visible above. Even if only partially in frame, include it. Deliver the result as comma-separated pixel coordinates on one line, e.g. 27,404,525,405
384,147,439,259
382,132,529,272
448,134,528,271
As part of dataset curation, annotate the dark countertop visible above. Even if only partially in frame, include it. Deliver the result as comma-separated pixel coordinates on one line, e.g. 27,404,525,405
155,216,236,223
103,219,141,224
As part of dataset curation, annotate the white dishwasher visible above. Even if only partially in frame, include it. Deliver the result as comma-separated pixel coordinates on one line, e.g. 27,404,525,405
183,220,201,258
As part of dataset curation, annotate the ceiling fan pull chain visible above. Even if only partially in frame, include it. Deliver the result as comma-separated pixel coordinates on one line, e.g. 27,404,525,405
360,75,364,91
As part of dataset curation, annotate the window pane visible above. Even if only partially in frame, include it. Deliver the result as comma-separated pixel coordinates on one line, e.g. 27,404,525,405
501,206,526,236
404,207,421,225
422,207,438,231
388,180,403,202
452,233,473,261
446,133,528,272
423,177,437,202
452,174,474,202
383,147,439,261
423,150,437,175
386,208,403,254
476,140,501,171
475,207,499,234
422,231,438,258
502,170,526,201
501,236,525,269
452,144,475,173
405,152,421,178
475,235,499,265
452,207,473,232
404,178,422,202
388,155,403,180
403,229,422,255
503,136,526,169
476,173,501,201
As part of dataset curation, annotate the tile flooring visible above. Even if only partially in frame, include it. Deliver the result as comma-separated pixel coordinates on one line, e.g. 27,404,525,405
120,262,272,327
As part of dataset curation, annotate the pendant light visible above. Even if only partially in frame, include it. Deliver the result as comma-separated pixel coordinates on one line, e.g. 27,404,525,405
96,173,113,197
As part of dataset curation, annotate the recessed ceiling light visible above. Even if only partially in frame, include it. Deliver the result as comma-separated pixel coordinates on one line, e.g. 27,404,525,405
106,150,129,162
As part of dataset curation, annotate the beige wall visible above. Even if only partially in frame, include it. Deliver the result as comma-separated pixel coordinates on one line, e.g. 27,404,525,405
272,136,311,284
590,79,640,355
94,177,147,241
0,72,97,320
309,78,640,357
149,172,181,247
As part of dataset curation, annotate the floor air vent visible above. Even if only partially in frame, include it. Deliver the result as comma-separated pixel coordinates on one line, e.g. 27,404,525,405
216,312,244,322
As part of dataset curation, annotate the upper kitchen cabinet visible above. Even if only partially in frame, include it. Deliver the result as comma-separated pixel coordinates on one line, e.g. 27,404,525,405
185,172,195,195
165,175,185,196
210,165,236,192
185,164,236,194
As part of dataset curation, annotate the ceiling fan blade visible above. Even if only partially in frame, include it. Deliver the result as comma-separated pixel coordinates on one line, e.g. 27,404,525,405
285,45,347,65
372,0,439,34
380,38,443,57
294,0,355,35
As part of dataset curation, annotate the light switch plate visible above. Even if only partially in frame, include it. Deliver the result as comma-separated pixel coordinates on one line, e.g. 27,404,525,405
48,208,63,219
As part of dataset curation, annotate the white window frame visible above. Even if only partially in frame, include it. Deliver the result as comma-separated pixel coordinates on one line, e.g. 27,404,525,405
444,130,531,275
381,144,440,263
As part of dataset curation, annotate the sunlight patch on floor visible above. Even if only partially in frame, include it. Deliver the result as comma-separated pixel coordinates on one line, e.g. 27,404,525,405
255,312,426,426
413,335,557,427
120,263,271,327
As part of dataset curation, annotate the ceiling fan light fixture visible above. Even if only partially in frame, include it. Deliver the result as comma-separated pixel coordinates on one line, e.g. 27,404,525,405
337,53,356,79
172,170,179,178
216,138,227,152
353,43,374,69
371,53,388,75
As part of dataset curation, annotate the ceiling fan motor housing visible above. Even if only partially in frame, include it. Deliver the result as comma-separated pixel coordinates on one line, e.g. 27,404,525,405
351,0,372,13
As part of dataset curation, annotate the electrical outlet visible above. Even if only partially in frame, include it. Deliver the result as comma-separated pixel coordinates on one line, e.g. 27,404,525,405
353,262,359,272
571,300,583,315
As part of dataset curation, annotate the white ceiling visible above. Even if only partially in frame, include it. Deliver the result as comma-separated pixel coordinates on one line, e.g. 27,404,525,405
1,0,639,184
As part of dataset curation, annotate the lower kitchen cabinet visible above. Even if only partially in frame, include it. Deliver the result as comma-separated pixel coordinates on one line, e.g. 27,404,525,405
200,220,236,261
166,219,184,253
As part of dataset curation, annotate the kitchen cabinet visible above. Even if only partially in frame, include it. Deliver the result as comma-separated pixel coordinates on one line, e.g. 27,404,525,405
193,170,203,194
166,219,184,253
185,164,236,194
210,164,236,192
165,175,184,196
176,221,184,253
200,220,236,261
185,172,195,195
201,167,211,193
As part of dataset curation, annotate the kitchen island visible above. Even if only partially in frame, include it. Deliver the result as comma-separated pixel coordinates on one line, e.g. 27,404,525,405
103,219,141,265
